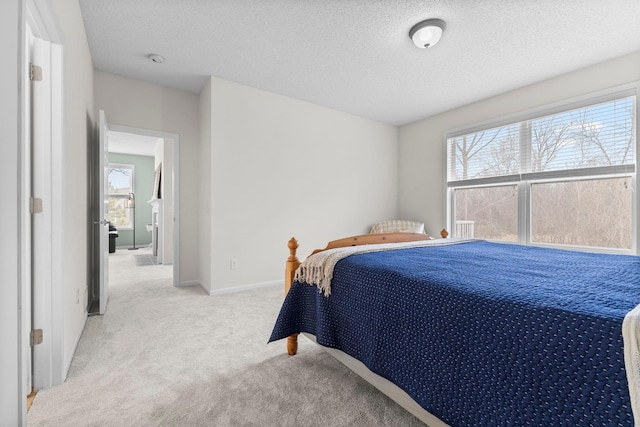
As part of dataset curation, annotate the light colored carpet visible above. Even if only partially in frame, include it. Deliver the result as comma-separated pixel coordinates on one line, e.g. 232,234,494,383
27,248,424,426
133,253,158,266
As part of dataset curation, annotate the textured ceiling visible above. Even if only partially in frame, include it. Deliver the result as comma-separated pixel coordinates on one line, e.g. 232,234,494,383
79,0,640,126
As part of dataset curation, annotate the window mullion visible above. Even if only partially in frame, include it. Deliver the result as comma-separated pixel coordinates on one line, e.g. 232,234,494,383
634,174,638,255
518,182,529,245
520,121,532,174
518,121,531,245
448,187,455,237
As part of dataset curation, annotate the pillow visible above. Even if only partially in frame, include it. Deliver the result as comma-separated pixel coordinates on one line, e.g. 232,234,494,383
398,224,425,234
370,220,425,234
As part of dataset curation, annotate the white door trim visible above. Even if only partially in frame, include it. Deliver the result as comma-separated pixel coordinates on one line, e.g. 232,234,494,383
107,123,181,287
26,0,63,44
49,39,65,386
31,35,54,391
22,15,34,402
26,0,65,390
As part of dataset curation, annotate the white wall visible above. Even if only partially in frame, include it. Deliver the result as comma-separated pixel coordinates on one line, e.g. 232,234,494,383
199,79,212,290
1,0,24,423
205,76,398,292
2,0,93,417
161,141,174,263
49,0,95,381
153,139,174,264
94,71,200,282
399,52,640,236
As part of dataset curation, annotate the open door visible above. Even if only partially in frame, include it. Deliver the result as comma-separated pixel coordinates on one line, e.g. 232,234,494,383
97,110,110,314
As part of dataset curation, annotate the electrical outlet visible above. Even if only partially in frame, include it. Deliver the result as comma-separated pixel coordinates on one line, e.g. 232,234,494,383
230,258,238,269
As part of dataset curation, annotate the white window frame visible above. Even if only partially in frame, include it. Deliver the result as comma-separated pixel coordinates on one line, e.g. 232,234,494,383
444,82,639,254
107,163,135,230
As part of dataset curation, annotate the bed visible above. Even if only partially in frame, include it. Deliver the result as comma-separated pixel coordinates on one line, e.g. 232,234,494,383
269,233,640,426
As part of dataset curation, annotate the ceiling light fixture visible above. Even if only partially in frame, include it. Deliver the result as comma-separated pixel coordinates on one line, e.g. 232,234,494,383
148,54,164,64
409,19,446,49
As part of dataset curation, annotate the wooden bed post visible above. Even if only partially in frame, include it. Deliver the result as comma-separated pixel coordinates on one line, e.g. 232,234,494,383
283,233,435,356
285,237,300,355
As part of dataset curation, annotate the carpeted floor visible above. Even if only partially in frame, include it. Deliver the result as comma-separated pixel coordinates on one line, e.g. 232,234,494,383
27,248,424,426
134,253,158,267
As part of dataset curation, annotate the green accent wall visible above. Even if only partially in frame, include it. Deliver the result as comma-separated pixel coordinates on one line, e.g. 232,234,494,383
108,152,155,248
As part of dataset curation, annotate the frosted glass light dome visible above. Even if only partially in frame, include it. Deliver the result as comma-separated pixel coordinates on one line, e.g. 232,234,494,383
409,19,446,49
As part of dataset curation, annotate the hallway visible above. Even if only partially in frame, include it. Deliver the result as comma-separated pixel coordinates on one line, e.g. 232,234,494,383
26,248,290,425
25,249,423,426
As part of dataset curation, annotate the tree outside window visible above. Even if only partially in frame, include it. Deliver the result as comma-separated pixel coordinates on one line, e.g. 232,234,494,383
108,164,134,229
447,94,635,251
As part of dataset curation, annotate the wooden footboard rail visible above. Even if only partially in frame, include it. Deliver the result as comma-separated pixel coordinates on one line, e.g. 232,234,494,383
284,231,445,356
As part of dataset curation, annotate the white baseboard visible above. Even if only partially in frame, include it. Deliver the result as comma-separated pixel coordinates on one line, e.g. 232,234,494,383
177,280,201,287
199,283,212,295
176,280,211,295
210,280,282,296
64,311,87,381
176,279,282,296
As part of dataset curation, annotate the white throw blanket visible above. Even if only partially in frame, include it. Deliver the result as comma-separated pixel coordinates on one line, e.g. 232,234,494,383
295,237,476,296
623,304,640,426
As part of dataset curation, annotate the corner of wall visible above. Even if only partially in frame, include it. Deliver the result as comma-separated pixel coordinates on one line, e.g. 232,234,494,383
176,280,211,295
198,77,213,293
206,76,398,290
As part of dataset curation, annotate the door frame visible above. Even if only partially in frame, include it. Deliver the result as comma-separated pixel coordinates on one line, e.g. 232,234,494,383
107,123,181,287
24,0,65,392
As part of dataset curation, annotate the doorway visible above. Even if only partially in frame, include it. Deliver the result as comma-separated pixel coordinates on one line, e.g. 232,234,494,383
23,0,65,397
88,124,180,315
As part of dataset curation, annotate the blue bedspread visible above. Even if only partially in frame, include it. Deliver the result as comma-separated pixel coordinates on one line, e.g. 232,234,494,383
269,241,640,426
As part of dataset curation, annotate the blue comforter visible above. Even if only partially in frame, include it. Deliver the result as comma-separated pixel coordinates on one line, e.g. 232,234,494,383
269,241,640,426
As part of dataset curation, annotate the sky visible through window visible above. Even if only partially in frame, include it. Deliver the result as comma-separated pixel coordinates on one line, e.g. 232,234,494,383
449,96,634,180
448,95,635,250
108,165,133,228
108,167,132,195
535,97,633,171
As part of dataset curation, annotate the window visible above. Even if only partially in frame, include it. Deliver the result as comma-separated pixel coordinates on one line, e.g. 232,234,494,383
447,90,636,252
108,164,134,229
